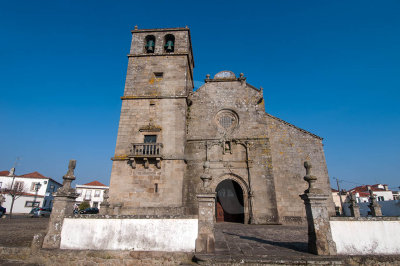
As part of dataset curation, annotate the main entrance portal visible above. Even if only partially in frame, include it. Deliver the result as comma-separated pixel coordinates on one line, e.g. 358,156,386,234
215,179,244,223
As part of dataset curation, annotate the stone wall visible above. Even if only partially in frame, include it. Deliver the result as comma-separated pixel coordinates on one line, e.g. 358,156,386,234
108,28,193,214
267,114,335,224
184,78,279,224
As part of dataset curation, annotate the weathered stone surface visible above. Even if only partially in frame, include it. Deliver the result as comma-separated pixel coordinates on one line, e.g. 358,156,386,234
300,162,336,255
196,193,216,253
42,160,78,249
108,27,335,226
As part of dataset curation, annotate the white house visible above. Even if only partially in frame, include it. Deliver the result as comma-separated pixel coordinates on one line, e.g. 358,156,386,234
349,184,394,203
0,169,62,214
75,181,109,209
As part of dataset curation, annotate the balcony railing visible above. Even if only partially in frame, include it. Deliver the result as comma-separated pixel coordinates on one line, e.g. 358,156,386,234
130,143,163,158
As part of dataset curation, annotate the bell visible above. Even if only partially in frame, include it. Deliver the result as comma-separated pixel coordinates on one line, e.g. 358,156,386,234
165,40,174,52
146,40,155,53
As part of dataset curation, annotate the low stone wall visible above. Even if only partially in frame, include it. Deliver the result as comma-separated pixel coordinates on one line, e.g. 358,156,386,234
60,215,198,252
330,217,400,255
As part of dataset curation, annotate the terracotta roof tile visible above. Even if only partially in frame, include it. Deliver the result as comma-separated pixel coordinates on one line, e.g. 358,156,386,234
83,181,107,187
19,171,48,179
0,171,10,176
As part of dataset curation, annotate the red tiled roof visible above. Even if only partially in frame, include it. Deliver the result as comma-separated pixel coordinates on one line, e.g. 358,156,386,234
83,181,107,186
351,191,370,197
19,171,48,179
350,185,387,193
0,170,10,176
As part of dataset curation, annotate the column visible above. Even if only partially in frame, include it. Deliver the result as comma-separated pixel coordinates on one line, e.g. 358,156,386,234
300,161,337,255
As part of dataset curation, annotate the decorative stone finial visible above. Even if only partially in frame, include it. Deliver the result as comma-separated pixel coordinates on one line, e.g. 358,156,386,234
239,73,244,78
57,160,77,195
206,74,210,79
368,189,382,216
185,25,189,29
303,161,318,193
134,25,138,30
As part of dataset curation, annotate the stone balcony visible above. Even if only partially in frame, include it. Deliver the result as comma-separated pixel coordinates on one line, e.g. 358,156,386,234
128,143,163,169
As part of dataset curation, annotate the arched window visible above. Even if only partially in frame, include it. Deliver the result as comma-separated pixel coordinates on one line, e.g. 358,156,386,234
145,35,155,53
164,34,175,53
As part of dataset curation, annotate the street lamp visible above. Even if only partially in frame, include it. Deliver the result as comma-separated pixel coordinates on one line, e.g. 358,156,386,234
32,182,42,211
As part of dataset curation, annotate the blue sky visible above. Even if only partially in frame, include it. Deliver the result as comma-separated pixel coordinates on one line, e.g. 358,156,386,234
0,1,399,190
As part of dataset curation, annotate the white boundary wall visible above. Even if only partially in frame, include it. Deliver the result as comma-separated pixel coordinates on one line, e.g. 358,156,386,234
60,218,198,251
330,220,400,255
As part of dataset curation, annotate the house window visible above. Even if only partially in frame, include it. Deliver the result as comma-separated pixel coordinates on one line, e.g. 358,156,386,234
145,35,155,53
76,189,82,196
25,201,40,207
85,190,91,200
164,34,175,52
0,182,2,189
50,185,55,192
43,199,47,207
144,135,157,143
378,196,384,201
93,202,98,208
30,182,40,192
14,181,24,191
94,190,101,197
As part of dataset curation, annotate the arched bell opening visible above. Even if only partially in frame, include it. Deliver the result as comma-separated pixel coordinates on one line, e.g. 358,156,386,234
164,34,175,53
215,179,245,224
145,35,156,53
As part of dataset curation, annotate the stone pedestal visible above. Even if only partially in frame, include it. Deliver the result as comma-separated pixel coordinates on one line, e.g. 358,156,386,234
300,193,337,255
300,161,336,255
42,160,78,249
42,195,77,249
100,189,110,215
368,191,382,217
349,194,360,218
113,203,123,215
195,193,216,253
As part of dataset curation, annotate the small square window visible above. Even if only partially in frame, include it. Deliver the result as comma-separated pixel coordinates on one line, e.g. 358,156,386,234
154,72,163,78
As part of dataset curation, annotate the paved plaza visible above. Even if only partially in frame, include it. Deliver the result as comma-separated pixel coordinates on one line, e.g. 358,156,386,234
214,222,310,258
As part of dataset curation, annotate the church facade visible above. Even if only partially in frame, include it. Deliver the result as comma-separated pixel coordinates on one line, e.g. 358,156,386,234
108,27,334,225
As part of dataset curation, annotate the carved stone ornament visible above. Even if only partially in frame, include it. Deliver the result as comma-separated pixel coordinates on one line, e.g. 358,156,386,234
215,109,239,133
200,161,212,189
303,161,319,194
57,160,78,195
139,123,162,132
214,70,236,80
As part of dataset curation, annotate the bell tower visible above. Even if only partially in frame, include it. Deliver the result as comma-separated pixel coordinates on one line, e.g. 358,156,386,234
108,27,194,215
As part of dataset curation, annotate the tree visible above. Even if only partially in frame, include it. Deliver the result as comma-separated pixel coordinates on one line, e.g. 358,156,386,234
79,201,90,210
2,180,28,219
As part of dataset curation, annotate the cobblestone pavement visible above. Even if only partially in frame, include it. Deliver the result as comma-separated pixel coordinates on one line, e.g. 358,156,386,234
0,216,49,247
214,222,313,259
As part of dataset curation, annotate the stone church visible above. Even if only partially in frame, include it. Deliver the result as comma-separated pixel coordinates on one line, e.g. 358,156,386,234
108,27,334,225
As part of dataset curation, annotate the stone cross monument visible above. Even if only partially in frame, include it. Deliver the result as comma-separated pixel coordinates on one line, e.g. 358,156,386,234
42,160,78,249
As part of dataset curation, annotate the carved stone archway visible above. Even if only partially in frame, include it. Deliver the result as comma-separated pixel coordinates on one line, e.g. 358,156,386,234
210,173,250,224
